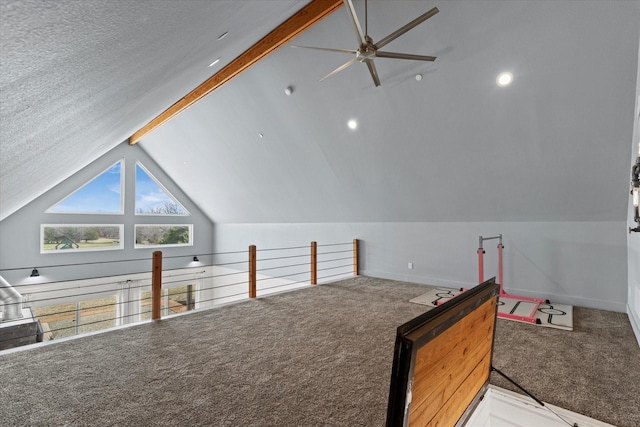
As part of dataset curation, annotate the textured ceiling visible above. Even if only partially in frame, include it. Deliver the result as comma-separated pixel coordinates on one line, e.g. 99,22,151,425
0,0,310,220
1,0,639,224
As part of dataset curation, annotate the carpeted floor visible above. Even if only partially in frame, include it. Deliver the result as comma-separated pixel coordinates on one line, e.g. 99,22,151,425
0,276,638,426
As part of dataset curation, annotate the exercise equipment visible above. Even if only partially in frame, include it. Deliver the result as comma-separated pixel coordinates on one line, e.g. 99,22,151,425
479,234,548,325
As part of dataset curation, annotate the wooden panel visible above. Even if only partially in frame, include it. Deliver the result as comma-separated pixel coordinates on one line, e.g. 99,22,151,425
386,278,499,427
412,297,496,393
128,0,343,145
415,352,492,427
409,297,496,426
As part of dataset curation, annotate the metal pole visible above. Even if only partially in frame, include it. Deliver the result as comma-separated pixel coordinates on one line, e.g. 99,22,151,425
478,247,485,284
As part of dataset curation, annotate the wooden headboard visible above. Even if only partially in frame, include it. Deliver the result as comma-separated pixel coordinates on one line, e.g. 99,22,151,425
386,278,499,427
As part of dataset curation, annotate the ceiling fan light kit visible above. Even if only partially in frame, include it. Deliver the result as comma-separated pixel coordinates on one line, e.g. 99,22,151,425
293,0,439,87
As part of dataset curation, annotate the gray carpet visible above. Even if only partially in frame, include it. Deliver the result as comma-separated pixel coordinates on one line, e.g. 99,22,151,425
0,276,638,426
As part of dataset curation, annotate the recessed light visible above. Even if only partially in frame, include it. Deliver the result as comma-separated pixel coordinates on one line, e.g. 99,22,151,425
217,32,228,40
347,119,357,130
496,71,513,87
208,57,221,67
415,74,423,81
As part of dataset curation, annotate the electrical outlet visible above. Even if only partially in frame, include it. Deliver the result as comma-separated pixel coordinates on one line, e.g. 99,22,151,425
408,262,413,270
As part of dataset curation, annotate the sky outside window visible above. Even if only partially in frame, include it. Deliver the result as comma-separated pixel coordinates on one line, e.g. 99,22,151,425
135,162,189,215
47,160,123,214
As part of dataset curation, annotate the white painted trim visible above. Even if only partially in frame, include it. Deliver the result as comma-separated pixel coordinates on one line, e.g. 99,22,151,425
360,269,470,289
464,385,616,427
628,303,640,347
503,287,627,313
363,270,627,312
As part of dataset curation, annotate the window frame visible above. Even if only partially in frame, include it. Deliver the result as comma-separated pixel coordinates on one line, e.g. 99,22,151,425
40,224,124,254
134,224,194,249
45,159,125,215
135,162,190,216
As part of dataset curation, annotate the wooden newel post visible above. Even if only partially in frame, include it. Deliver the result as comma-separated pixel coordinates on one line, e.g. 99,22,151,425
353,239,359,276
152,250,163,320
311,241,317,285
249,245,257,298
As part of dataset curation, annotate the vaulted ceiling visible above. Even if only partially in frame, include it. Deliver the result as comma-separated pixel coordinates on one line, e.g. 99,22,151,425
1,0,639,223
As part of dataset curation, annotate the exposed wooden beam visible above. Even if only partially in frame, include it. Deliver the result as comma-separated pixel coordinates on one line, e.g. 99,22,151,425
129,0,344,145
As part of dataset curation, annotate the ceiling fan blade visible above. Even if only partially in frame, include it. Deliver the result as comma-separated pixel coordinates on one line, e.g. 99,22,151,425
291,45,357,54
375,7,439,50
376,51,436,61
320,57,358,81
344,0,366,45
366,61,381,87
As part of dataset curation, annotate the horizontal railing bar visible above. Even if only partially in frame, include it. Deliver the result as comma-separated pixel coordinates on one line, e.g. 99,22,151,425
317,256,353,264
256,245,309,252
317,271,353,281
259,279,310,291
255,261,310,272
256,270,311,282
256,254,309,262
317,264,352,272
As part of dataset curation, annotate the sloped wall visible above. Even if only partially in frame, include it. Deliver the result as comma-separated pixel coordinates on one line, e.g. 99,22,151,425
214,220,627,312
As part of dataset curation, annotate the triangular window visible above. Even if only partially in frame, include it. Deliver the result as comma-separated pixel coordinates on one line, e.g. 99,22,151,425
135,162,189,216
46,160,124,214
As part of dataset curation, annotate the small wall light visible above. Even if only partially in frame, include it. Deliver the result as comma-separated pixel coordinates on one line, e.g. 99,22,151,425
30,268,40,277
193,256,200,262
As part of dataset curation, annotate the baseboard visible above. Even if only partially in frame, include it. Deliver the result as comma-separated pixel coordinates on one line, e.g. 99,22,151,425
504,287,627,312
360,269,471,290
628,304,640,347
360,270,627,312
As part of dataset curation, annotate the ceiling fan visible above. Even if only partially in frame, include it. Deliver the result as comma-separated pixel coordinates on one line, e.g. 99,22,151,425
293,0,439,87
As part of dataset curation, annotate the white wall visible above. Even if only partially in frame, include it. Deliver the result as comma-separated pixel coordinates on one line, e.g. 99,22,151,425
627,41,640,346
214,221,628,312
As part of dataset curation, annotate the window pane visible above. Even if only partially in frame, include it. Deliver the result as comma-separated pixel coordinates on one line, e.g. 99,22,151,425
168,285,195,313
47,160,123,214
79,297,117,334
135,162,189,215
140,290,154,321
33,302,77,340
41,225,123,253
140,285,195,319
135,225,192,248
